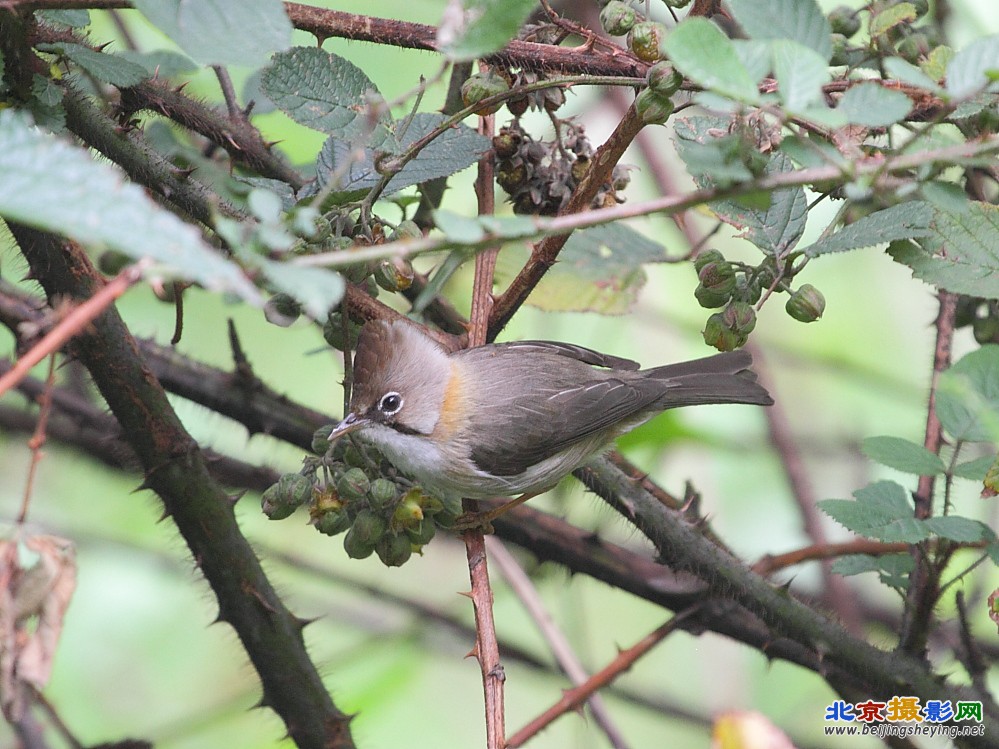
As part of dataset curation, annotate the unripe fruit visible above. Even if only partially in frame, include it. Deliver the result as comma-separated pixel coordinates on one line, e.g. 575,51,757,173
628,21,669,63
343,525,376,559
351,509,387,546
698,260,737,296
635,88,675,125
264,293,302,327
406,521,437,546
312,425,335,455
827,6,860,38
368,478,398,509
461,71,509,116
315,508,351,536
785,284,826,323
337,467,371,501
702,312,744,352
376,532,413,567
646,61,683,97
694,249,725,273
599,1,636,36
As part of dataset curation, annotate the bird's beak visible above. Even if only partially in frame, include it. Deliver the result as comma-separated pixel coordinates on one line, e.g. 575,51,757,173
328,412,368,441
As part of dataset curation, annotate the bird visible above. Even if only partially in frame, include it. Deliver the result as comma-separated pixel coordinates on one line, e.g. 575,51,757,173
329,318,773,519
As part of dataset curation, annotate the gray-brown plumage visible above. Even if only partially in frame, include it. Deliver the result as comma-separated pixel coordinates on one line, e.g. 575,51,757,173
333,319,773,501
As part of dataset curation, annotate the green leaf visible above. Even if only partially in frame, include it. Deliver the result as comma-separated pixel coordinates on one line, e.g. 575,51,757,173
861,436,946,475
37,42,149,88
771,39,830,111
36,9,90,27
923,516,994,543
884,56,943,93
664,18,760,103
728,0,833,62
673,117,757,185
437,0,537,61
818,480,929,543
255,258,344,320
526,224,667,314
953,454,996,481
314,114,489,203
118,49,198,78
0,110,259,303
709,153,808,254
804,202,932,256
836,82,914,126
731,40,773,84
945,34,999,99
888,201,999,297
261,47,389,140
133,0,291,68
935,345,999,443
869,2,917,37
433,210,487,244
831,554,913,590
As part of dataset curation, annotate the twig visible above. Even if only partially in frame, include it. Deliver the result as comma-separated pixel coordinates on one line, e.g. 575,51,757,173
487,537,630,749
900,290,957,655
506,607,701,748
0,261,146,399
752,539,914,576
463,110,505,749
16,354,57,525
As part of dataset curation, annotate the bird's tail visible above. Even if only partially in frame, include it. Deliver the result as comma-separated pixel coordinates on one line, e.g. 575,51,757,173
645,350,774,408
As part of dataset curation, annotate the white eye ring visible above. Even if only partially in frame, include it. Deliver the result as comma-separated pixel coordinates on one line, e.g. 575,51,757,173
379,391,403,415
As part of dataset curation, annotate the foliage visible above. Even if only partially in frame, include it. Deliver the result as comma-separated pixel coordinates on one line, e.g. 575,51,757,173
1,0,998,748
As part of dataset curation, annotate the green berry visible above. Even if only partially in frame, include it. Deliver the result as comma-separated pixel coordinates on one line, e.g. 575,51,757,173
374,258,415,292
722,300,757,337
599,1,637,36
406,521,437,546
635,88,675,125
698,259,737,296
785,284,826,323
702,312,744,352
337,467,371,501
264,293,302,327
323,313,361,351
351,509,387,546
646,61,683,97
343,525,376,559
315,508,351,536
312,424,335,455
628,21,668,63
694,283,732,309
694,249,725,273
461,71,509,116
261,473,313,520
369,478,398,509
827,6,860,38
375,532,413,567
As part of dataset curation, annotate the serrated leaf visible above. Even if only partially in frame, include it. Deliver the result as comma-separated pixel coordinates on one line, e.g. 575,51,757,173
805,202,932,256
884,56,943,93
946,34,999,99
862,436,946,475
837,82,914,126
935,345,999,443
37,42,149,88
953,454,995,481
434,209,487,244
831,554,913,590
728,0,833,62
133,0,291,68
888,201,999,297
673,117,757,185
437,0,536,61
315,114,489,204
0,110,259,303
261,47,389,140
709,153,808,254
118,49,198,78
526,224,666,314
819,480,929,543
256,257,344,320
869,2,917,37
36,9,90,27
732,40,772,85
771,39,830,111
923,516,994,543
664,18,760,103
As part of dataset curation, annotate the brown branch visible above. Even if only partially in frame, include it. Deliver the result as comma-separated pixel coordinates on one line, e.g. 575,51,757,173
506,608,701,748
8,225,355,749
900,290,957,656
462,111,505,749
283,3,647,78
752,539,913,576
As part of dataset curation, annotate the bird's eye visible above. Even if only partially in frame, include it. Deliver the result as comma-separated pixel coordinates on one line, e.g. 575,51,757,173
379,392,403,415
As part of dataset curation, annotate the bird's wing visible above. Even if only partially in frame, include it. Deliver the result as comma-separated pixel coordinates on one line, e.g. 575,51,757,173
491,340,641,370
458,347,663,477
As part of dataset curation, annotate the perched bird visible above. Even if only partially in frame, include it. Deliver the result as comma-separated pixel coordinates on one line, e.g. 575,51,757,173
329,319,772,510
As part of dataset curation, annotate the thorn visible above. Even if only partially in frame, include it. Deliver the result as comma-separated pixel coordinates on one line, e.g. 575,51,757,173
292,615,318,631
173,81,190,94
132,478,154,494
457,589,473,599
465,647,479,660
95,41,113,52
173,166,197,180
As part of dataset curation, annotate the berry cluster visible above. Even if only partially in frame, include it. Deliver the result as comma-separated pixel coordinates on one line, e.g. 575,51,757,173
694,250,825,350
261,426,456,566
